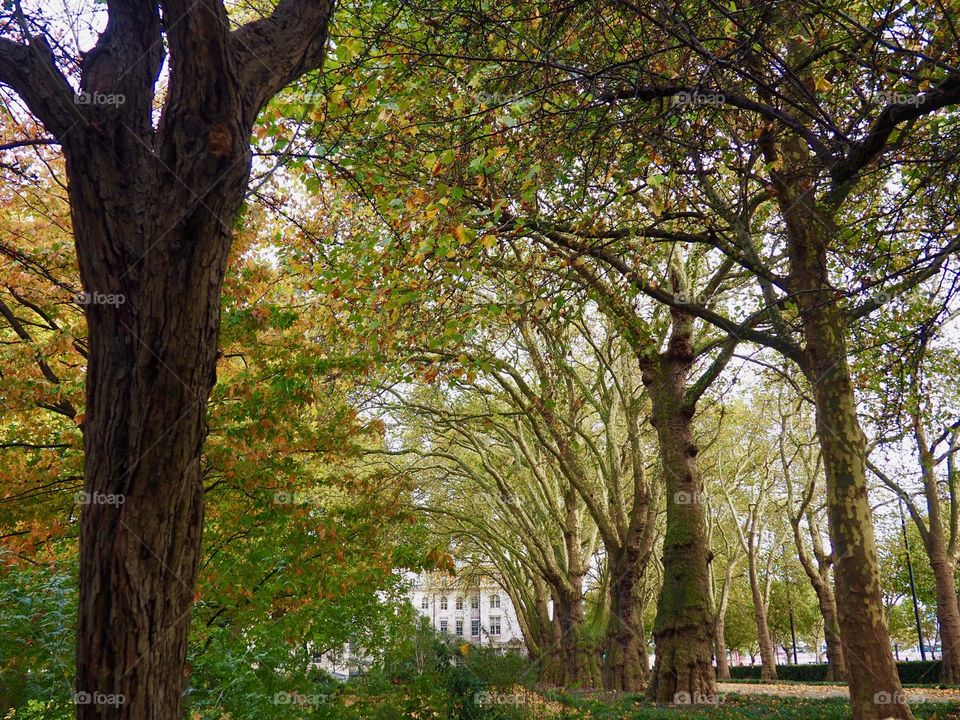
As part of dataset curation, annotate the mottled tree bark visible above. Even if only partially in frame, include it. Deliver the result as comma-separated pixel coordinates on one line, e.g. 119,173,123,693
771,135,910,720
603,540,652,691
644,304,716,704
927,537,960,684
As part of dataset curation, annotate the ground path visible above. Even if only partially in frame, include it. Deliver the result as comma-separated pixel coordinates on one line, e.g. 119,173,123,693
717,682,960,703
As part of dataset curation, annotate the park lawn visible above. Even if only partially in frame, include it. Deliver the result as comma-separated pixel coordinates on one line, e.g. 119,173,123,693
550,692,960,719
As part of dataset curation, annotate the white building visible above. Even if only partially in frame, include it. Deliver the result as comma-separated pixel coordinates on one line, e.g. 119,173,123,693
410,572,526,653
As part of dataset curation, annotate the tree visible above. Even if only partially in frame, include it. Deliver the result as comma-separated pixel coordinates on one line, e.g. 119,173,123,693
867,327,960,682
718,402,782,680
779,396,847,680
414,3,959,714
0,3,334,714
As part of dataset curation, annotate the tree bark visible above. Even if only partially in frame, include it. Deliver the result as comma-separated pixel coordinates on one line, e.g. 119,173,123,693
555,584,594,687
714,613,730,680
773,135,911,720
0,4,334,718
602,540,651,691
928,544,960,684
818,581,846,681
748,551,778,680
644,308,717,704
712,560,734,680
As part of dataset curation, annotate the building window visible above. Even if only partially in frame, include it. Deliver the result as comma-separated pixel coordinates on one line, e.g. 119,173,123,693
470,594,479,609
489,617,501,636
421,596,429,609
440,595,448,610
490,594,500,609
471,619,480,637
456,619,464,636
440,620,448,633
456,596,463,610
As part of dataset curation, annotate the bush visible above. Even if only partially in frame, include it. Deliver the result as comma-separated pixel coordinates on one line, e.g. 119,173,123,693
727,660,944,684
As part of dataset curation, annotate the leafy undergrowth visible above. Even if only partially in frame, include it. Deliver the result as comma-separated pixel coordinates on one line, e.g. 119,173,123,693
547,692,960,720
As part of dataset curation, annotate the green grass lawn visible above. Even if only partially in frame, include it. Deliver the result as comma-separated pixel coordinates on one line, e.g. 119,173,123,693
550,692,960,719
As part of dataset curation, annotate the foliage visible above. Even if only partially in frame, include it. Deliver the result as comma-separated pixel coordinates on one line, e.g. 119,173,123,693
728,662,946,686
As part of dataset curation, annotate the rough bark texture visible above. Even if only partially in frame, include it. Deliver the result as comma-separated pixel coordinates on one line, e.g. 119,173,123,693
772,136,910,720
644,307,717,704
602,540,651,691
0,3,333,718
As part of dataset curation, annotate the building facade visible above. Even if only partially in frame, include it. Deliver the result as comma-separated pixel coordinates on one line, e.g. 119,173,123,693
410,572,525,653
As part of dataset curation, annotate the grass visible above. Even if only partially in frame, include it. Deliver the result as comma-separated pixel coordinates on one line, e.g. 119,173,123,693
547,692,960,719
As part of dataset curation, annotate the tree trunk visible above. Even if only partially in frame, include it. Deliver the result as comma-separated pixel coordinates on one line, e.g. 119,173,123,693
555,586,593,687
70,118,251,718
818,582,847,681
789,507,846,680
774,136,910,718
602,543,649,691
714,612,730,680
748,553,778,680
713,562,734,680
0,6,334,717
644,317,716,704
928,546,960,684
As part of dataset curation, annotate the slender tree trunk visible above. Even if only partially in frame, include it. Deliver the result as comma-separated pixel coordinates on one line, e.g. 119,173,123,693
713,561,734,680
818,582,847,681
714,613,730,680
928,545,960,684
789,508,846,680
773,135,910,719
644,316,716,704
748,553,778,680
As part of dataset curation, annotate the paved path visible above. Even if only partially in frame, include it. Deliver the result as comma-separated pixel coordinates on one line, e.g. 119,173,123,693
717,682,960,703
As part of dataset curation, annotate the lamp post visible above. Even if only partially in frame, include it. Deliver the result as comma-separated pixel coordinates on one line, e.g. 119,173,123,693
899,497,926,661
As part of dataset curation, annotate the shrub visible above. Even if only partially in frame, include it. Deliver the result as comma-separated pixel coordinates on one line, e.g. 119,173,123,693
727,661,944,684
